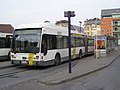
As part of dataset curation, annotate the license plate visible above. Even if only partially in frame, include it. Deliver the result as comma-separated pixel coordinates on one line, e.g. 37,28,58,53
22,61,27,64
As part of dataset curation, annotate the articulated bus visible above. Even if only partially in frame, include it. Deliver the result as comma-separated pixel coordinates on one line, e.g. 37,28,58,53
0,33,12,60
10,22,94,66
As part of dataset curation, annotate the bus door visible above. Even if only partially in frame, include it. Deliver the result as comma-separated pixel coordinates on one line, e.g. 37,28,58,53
85,36,88,55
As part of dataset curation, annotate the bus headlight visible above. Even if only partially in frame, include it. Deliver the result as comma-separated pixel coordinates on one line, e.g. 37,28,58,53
34,56,39,60
36,56,39,59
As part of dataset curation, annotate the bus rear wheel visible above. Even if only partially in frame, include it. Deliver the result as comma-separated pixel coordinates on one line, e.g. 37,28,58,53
54,54,61,66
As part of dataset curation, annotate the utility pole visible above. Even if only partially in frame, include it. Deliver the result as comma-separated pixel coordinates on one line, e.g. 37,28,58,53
64,11,75,73
79,21,82,33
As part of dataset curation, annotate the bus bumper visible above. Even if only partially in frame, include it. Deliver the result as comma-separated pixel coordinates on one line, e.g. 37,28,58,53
11,60,54,66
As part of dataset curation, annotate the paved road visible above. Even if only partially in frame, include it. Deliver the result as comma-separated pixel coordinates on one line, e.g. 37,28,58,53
0,58,79,90
2,55,120,90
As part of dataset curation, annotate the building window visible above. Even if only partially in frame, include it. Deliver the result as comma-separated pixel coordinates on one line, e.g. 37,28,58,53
87,27,89,30
113,27,118,31
115,28,118,31
112,14,120,18
113,20,120,26
113,21,118,26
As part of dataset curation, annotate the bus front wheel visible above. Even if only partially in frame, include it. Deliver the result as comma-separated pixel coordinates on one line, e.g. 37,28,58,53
54,54,61,65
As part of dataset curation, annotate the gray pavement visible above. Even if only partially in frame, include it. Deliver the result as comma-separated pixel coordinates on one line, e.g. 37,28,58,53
0,61,12,69
38,47,120,85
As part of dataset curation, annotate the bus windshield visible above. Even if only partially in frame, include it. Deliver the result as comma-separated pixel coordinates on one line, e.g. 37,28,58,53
12,29,42,53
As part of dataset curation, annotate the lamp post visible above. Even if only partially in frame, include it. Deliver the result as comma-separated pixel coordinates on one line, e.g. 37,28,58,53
79,21,82,33
64,11,75,73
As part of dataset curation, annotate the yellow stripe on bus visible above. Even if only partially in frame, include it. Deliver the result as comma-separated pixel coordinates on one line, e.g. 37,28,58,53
28,53,34,66
72,48,76,59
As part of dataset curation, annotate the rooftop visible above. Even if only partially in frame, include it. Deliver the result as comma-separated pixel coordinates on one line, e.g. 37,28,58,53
84,18,100,25
0,24,14,33
101,8,120,18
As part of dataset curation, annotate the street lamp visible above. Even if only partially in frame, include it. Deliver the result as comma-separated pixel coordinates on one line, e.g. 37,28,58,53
79,21,82,33
64,11,75,73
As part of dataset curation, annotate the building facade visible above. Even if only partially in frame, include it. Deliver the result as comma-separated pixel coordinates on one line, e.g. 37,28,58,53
84,18,100,36
100,18,113,35
55,20,68,27
55,20,84,33
101,8,120,45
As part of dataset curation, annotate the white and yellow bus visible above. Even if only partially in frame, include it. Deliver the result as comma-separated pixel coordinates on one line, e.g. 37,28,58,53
0,33,12,60
10,22,94,66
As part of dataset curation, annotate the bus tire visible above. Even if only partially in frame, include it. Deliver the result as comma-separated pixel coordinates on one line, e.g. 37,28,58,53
54,54,61,66
79,50,82,59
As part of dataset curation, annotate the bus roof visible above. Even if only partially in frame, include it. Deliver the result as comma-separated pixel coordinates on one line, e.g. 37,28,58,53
15,22,65,29
15,22,84,36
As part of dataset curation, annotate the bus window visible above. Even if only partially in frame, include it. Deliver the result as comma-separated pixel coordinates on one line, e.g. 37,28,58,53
81,38,85,46
63,36,68,48
0,38,6,48
46,35,56,49
41,34,47,55
71,37,75,47
6,37,11,48
56,36,63,49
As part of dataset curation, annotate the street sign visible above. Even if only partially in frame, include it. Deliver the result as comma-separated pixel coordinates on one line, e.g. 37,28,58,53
64,11,75,17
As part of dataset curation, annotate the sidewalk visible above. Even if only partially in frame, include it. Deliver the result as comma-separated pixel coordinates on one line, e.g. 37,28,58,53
39,47,120,85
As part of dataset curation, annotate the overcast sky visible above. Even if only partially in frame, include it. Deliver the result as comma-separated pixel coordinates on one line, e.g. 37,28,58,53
0,0,120,28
